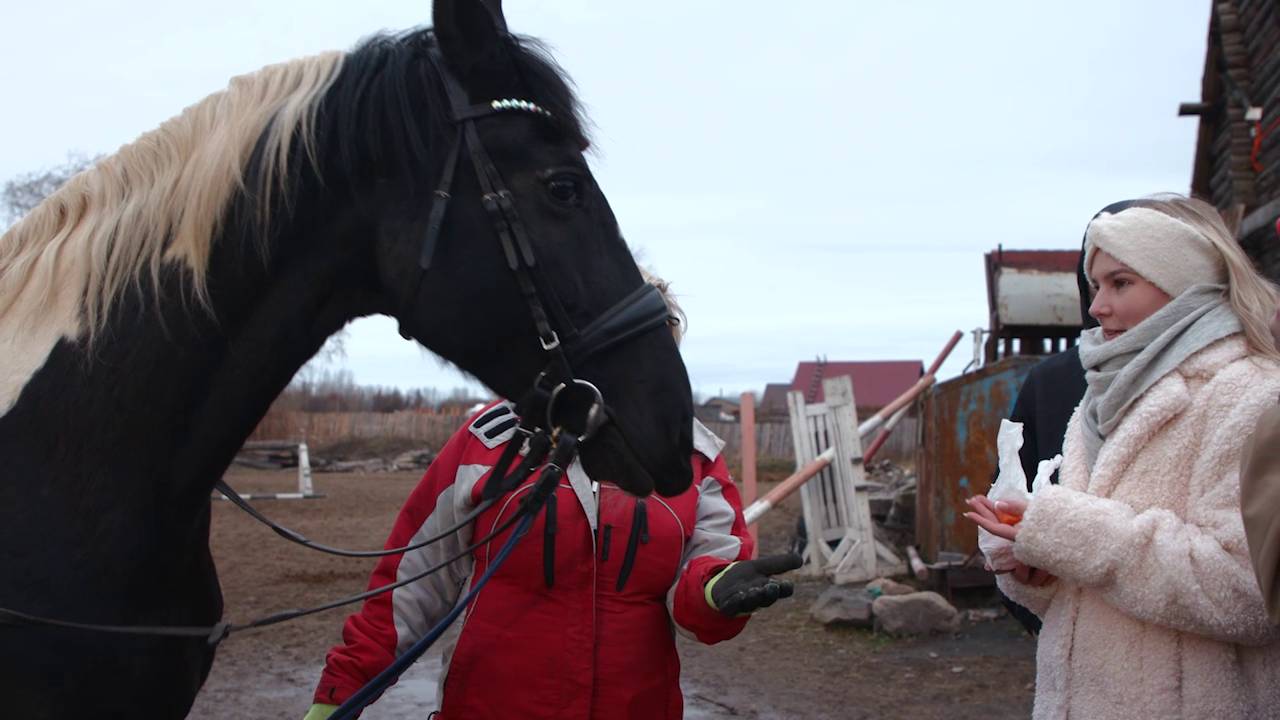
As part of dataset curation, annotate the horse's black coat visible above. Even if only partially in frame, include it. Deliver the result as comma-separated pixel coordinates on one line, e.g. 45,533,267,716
0,3,692,716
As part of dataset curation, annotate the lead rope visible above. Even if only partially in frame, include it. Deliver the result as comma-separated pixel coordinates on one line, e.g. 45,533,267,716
0,423,559,646
329,510,537,720
213,479,494,558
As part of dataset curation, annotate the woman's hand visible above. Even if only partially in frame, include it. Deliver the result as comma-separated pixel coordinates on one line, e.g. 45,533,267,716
964,496,1056,586
964,495,1025,541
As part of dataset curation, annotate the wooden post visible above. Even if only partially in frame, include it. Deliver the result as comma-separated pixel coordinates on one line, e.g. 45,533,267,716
739,391,759,558
297,441,315,496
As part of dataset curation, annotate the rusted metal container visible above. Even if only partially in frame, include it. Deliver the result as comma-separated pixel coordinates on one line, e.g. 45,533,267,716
916,356,1040,562
984,249,1083,362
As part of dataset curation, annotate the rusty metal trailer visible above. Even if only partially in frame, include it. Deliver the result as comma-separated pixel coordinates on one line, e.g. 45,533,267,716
916,356,1039,570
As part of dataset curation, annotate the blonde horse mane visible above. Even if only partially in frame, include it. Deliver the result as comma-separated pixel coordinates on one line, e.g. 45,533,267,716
0,51,346,344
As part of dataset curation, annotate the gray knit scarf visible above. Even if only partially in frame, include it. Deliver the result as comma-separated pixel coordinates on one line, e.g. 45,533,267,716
1077,284,1241,470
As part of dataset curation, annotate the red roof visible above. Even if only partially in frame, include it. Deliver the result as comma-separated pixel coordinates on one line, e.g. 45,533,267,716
759,383,792,415
790,360,923,408
989,249,1079,274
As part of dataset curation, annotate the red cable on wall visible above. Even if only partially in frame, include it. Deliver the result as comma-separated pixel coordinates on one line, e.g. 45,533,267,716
1250,115,1280,173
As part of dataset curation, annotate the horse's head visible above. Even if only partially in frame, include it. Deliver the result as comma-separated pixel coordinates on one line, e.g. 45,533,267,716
345,2,693,496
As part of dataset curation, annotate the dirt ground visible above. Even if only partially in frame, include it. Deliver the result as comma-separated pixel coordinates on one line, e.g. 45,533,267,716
189,468,1035,719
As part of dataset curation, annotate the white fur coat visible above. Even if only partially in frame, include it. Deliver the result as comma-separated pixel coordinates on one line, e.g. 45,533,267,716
998,336,1280,720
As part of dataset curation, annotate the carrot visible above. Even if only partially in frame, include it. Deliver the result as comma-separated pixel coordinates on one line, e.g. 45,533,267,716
995,510,1022,526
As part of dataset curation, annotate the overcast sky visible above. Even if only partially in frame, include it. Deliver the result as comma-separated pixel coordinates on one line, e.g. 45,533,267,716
1,2,1211,399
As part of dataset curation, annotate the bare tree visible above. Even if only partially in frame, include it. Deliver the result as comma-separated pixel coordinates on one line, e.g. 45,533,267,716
288,328,351,393
2,152,102,228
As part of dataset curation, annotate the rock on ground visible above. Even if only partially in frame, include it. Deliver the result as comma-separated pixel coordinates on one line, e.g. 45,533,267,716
809,585,875,628
872,591,960,636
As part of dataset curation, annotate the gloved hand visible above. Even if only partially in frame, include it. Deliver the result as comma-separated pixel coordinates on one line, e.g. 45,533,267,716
705,552,803,616
303,703,338,720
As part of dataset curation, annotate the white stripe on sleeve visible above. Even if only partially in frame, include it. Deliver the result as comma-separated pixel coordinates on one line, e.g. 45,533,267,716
391,464,488,653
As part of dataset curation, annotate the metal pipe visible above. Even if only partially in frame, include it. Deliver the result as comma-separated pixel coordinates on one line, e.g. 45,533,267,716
861,403,912,465
743,447,836,524
745,331,964,524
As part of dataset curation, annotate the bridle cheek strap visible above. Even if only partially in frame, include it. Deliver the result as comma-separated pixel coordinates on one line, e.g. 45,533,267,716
401,47,673,434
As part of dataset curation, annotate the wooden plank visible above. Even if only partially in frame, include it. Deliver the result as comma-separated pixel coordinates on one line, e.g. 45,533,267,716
1253,64,1280,97
739,392,759,558
787,390,828,573
825,376,875,577
1242,197,1280,237
789,377,908,583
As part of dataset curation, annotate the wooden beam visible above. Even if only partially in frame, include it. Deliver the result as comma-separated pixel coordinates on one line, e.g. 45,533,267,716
739,391,759,558
1241,197,1280,238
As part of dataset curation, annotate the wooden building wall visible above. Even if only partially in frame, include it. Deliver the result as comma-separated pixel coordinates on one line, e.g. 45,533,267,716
1188,1,1280,278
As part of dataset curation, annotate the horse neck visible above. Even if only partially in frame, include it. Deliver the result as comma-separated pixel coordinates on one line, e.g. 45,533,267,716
0,207,382,514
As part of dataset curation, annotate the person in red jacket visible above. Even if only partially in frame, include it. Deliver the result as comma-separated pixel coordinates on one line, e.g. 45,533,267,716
305,276,801,720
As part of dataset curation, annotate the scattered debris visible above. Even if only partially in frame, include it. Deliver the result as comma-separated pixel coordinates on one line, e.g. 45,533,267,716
390,448,435,471
865,577,915,597
964,607,1007,624
234,441,300,469
315,449,436,474
321,459,390,474
233,441,436,474
865,460,916,526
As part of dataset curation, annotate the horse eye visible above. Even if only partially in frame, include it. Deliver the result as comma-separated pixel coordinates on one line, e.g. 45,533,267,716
545,174,583,206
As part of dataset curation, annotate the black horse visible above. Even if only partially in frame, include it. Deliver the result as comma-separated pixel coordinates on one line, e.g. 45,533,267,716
0,2,693,717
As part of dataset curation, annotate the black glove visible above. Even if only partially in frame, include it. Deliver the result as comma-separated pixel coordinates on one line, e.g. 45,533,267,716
706,552,803,616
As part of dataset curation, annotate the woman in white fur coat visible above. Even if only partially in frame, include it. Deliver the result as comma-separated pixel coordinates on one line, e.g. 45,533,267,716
966,195,1280,720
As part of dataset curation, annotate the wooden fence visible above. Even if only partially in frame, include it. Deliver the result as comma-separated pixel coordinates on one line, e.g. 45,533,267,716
250,411,919,466
250,410,464,449
702,416,919,466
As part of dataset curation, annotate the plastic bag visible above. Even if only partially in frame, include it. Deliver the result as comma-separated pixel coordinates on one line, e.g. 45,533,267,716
977,419,1062,572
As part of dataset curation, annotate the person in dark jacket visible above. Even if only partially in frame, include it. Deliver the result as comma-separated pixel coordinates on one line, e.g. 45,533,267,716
996,203,1138,634
1007,265,1093,485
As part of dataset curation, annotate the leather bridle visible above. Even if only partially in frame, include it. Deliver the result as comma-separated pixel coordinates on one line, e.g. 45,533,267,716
399,45,674,437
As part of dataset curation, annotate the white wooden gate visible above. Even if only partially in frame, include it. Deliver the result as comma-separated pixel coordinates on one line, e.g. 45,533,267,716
787,376,904,584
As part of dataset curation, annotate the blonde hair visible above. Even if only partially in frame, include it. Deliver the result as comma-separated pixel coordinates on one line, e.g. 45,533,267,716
640,267,686,345
1131,194,1280,360
0,52,345,344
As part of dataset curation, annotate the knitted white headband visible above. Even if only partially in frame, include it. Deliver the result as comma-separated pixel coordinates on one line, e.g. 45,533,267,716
1084,206,1226,298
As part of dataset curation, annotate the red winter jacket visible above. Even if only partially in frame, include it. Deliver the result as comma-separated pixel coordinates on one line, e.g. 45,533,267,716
314,401,754,719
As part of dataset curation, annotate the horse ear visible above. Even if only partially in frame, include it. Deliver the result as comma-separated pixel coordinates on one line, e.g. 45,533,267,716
434,0,512,85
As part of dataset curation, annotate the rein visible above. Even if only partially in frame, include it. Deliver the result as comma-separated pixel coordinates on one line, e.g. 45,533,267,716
213,479,496,558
